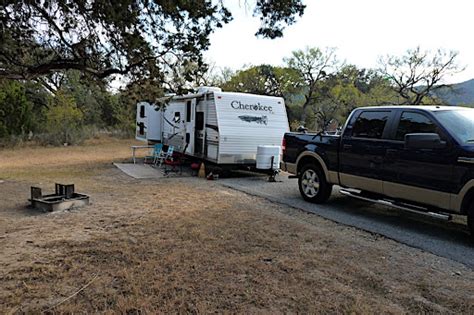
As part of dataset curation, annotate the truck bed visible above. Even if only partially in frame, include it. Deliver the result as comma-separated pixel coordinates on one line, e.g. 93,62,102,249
283,132,341,173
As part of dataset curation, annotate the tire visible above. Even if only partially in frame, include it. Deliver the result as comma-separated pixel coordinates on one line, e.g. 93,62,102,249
298,163,332,203
468,202,474,240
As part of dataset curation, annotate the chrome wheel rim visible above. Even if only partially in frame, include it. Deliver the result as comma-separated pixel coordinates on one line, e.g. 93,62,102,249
301,169,320,197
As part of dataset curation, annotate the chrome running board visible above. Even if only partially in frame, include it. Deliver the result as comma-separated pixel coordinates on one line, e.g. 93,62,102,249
339,188,452,221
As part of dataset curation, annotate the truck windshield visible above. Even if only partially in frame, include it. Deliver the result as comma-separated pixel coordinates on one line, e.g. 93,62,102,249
435,109,474,144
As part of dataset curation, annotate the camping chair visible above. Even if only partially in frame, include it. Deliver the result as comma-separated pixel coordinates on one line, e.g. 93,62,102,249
164,144,187,175
157,145,174,167
144,143,163,164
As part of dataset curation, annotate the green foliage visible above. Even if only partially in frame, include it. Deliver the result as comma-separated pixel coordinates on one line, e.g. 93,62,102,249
0,69,140,146
222,65,302,97
308,65,397,130
0,80,34,138
254,0,306,38
113,90,142,136
221,64,305,123
55,71,130,128
60,71,103,126
43,90,84,145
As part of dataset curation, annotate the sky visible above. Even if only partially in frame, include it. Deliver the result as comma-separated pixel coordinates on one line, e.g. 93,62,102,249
204,0,474,84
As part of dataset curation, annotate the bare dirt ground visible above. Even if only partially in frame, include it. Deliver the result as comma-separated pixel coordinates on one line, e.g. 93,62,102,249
1,138,473,313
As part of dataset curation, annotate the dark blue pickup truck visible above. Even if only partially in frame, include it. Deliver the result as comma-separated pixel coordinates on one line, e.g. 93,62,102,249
282,106,474,237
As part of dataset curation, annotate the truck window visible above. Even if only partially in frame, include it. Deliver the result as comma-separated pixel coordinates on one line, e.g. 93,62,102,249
395,112,438,140
435,109,474,144
352,111,390,139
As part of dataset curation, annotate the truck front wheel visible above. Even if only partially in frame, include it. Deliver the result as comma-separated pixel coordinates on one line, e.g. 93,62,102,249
298,164,332,203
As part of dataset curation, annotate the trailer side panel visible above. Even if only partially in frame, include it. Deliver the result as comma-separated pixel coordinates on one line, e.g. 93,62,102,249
214,92,289,165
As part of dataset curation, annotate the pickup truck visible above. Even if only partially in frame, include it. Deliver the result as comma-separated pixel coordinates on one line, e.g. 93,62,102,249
281,106,474,237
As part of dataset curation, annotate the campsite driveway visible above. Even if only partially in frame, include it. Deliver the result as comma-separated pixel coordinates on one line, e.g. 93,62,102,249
219,172,474,268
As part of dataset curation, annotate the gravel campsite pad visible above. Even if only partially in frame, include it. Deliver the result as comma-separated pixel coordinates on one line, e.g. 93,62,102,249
1,138,473,313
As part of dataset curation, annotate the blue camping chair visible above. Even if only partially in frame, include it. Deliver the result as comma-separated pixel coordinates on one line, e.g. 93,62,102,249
144,143,163,164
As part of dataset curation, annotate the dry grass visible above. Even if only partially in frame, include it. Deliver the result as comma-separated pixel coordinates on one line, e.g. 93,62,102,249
1,138,474,313
0,136,144,181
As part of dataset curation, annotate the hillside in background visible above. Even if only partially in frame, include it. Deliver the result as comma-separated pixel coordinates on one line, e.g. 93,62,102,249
433,79,474,105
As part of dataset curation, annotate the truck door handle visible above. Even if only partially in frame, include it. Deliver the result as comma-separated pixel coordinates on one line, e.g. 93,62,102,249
343,144,352,150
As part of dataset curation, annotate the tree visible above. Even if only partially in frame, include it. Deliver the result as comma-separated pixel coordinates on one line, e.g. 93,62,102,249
222,65,302,97
58,71,103,125
252,0,306,38
0,0,305,86
308,65,397,131
378,47,464,105
44,90,84,145
160,59,220,94
0,80,34,137
193,65,235,88
284,47,340,123
221,64,304,122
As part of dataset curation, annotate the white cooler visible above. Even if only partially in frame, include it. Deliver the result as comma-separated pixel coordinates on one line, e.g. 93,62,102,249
256,145,281,170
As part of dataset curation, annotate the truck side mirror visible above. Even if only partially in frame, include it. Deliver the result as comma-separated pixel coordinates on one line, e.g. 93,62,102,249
404,133,446,150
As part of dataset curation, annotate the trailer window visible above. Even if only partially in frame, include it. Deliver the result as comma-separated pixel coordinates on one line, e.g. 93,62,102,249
196,112,204,131
138,122,145,135
186,101,192,122
174,112,181,123
139,105,145,118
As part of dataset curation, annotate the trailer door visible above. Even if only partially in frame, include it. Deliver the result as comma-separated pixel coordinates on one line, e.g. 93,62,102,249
195,110,205,155
136,102,148,141
184,99,196,154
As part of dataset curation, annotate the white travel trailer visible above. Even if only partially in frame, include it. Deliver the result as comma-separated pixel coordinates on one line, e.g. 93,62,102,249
136,87,289,166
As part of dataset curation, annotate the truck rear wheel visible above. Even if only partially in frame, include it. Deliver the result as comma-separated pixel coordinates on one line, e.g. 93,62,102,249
298,164,332,204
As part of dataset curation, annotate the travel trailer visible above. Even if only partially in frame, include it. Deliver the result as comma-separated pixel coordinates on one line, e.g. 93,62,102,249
136,87,289,166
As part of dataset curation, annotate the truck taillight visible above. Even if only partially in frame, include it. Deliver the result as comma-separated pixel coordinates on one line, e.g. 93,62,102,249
282,138,286,155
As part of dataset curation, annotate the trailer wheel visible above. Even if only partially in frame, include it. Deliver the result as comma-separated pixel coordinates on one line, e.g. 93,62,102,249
298,163,332,204
468,202,474,240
